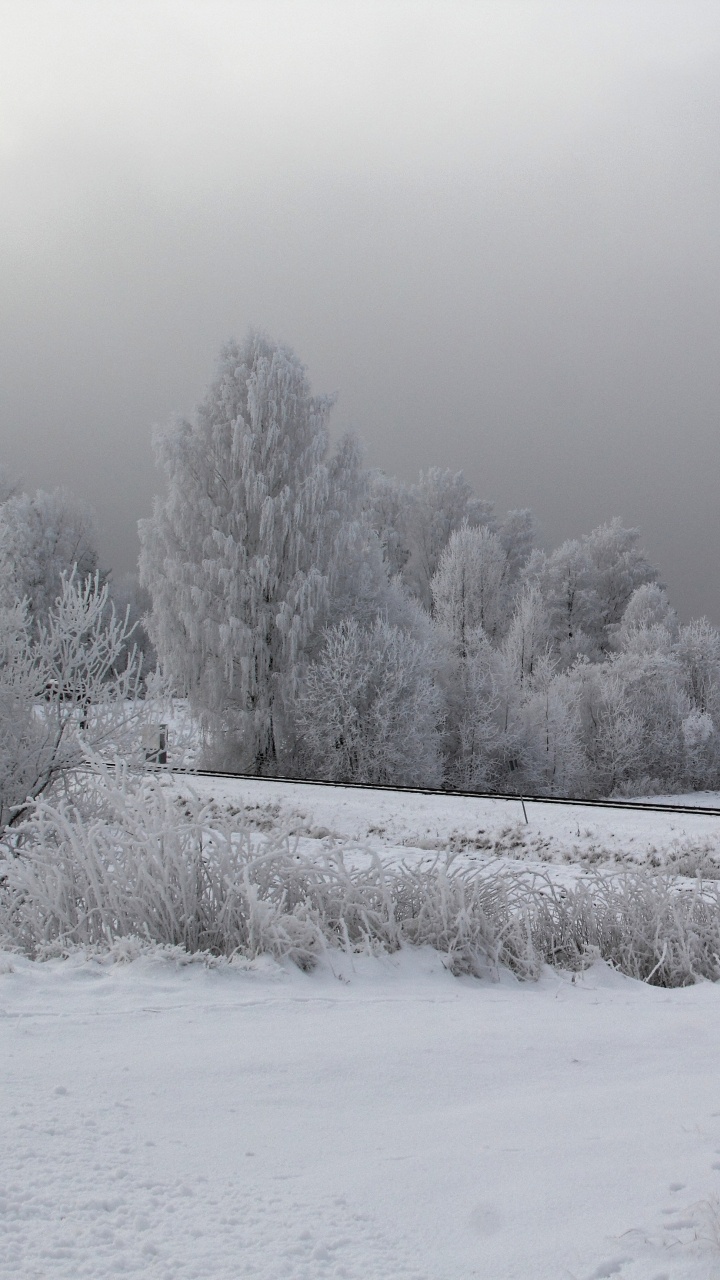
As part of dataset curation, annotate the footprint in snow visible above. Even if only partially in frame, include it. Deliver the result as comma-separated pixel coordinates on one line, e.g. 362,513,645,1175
585,1258,632,1279
468,1203,502,1237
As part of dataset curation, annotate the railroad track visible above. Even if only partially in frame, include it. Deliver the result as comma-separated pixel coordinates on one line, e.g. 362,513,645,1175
156,766,720,820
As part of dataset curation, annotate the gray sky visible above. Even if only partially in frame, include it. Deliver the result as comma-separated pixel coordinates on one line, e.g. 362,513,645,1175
2,0,720,619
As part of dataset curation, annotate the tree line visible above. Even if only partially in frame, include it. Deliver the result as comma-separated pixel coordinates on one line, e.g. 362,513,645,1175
1,331,717,801
134,331,720,798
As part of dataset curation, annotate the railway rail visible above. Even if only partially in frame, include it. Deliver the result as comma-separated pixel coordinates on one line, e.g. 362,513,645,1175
158,766,720,821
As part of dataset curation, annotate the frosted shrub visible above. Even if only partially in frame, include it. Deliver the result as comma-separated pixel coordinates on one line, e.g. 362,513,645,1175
1,765,323,965
3,765,720,986
407,866,720,986
524,872,720,985
0,764,406,964
0,765,530,973
389,861,539,978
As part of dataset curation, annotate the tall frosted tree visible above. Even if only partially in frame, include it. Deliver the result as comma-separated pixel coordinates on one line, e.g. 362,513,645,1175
139,332,362,772
676,617,720,717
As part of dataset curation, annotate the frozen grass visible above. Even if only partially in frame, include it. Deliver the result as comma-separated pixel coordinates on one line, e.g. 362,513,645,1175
3,763,720,986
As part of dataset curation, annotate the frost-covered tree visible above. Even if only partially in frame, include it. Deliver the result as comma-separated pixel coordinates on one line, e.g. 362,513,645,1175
675,618,720,717
497,508,536,588
616,584,678,656
572,649,688,794
139,332,368,773
470,588,552,790
673,618,720,786
366,471,413,580
0,575,145,833
498,584,551,690
428,510,538,787
401,468,494,610
528,519,657,660
681,708,718,788
440,585,557,794
0,488,100,624
366,470,533,626
108,572,156,681
583,519,658,644
445,631,502,790
293,617,443,786
430,525,510,784
571,662,645,795
621,582,677,635
516,666,587,795
432,524,511,652
526,539,595,658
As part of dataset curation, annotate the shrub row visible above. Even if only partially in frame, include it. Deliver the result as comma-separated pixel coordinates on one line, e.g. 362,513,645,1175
2,765,720,987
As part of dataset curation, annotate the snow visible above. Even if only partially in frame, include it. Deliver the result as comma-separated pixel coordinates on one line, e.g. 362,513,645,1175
184,774,720,877
3,947,720,1279
5,775,720,1278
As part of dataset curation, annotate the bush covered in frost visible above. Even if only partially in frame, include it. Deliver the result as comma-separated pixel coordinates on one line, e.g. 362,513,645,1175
3,763,720,987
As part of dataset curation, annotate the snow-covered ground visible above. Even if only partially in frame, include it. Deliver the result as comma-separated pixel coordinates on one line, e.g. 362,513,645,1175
5,775,720,1279
3,947,720,1280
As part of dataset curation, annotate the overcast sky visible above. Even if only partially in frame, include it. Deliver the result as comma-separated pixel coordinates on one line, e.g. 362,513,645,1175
2,1,720,618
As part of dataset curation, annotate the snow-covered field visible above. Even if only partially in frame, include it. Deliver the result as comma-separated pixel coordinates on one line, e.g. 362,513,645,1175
188,774,720,880
5,777,720,1279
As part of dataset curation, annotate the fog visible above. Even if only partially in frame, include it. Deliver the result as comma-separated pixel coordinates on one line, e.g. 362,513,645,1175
2,1,720,619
